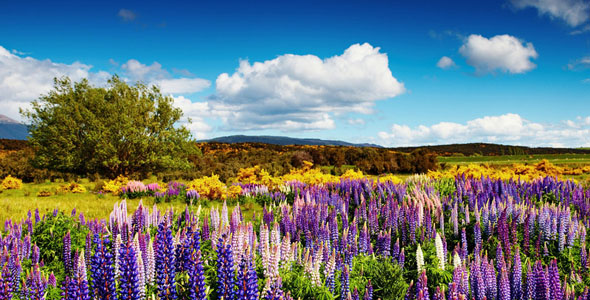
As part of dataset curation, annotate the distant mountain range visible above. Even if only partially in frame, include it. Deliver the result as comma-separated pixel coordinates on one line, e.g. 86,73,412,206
202,135,382,147
0,115,29,140
202,135,590,156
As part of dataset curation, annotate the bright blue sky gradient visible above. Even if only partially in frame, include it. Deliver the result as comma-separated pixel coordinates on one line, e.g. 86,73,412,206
1,0,589,146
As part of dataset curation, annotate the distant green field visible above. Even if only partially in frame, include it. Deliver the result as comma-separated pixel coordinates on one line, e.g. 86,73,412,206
0,180,262,224
439,153,590,165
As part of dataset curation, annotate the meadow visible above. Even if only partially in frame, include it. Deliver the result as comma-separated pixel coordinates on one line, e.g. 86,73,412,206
1,160,590,300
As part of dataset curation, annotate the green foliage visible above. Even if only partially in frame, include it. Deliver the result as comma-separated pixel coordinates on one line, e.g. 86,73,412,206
350,255,408,300
31,212,88,282
281,264,334,300
22,75,198,178
433,177,456,197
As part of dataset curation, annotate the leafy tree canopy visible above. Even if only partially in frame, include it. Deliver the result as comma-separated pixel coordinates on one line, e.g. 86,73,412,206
21,75,199,178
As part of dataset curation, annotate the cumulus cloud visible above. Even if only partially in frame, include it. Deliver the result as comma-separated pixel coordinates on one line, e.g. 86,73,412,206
118,9,137,22
436,56,456,69
459,34,538,74
0,46,110,120
211,43,405,131
172,96,214,140
378,113,590,147
510,0,590,27
0,45,212,138
121,59,211,94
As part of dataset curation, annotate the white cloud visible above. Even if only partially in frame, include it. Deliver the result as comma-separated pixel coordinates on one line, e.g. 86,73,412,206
212,43,405,131
156,78,211,94
378,113,590,147
0,46,110,121
172,96,213,140
347,118,366,126
583,78,590,84
571,24,590,34
121,59,211,94
436,56,456,69
568,56,590,70
459,34,538,74
0,45,211,140
118,9,137,22
511,0,590,27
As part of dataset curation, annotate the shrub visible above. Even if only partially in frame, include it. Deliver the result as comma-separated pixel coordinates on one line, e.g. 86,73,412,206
1,175,22,189
37,189,52,197
57,182,87,194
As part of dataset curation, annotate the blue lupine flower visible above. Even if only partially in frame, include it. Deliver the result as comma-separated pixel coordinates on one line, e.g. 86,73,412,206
156,222,177,300
119,240,141,300
90,235,116,300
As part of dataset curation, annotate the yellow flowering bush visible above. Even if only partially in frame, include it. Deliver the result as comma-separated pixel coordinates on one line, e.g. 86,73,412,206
227,185,243,199
1,175,22,190
236,166,281,187
187,174,227,199
57,182,87,194
102,175,129,195
378,174,404,185
281,162,338,185
340,169,365,181
428,159,590,182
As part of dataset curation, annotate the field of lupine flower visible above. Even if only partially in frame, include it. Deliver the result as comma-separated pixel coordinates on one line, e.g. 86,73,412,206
2,168,590,299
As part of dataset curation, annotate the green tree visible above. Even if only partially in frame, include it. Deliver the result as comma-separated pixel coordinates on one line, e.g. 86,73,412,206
21,75,198,178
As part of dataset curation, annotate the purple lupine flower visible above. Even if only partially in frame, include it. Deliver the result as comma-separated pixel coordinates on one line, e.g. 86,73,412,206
364,280,373,300
31,244,40,265
340,265,350,300
474,221,482,252
352,287,360,300
48,273,57,288
415,271,429,300
0,265,11,300
581,244,588,271
155,222,177,300
433,286,444,300
461,228,468,261
70,253,91,300
392,238,400,262
264,277,288,300
186,190,200,202
90,235,116,300
63,231,72,276
548,259,563,300
524,262,535,300
398,248,405,270
216,235,235,300
499,266,511,300
511,248,522,300
119,240,141,300
183,229,206,300
534,261,547,300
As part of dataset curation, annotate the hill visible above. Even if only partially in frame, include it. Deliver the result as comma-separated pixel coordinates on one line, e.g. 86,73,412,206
392,143,590,156
0,115,28,140
203,135,381,147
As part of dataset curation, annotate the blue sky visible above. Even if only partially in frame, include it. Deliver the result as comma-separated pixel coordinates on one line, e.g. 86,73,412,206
1,0,589,147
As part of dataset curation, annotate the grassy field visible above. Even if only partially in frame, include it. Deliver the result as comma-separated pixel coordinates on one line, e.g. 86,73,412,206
438,153,590,165
0,180,263,225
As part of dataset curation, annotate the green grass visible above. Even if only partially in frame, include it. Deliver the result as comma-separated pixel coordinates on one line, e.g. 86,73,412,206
0,181,263,224
439,153,590,165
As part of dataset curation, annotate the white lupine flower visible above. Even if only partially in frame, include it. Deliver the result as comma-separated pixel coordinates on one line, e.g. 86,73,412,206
435,233,445,270
453,252,462,268
416,244,424,273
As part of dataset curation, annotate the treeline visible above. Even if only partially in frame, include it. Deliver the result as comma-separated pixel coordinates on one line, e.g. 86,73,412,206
188,142,438,182
0,140,439,182
393,143,590,156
